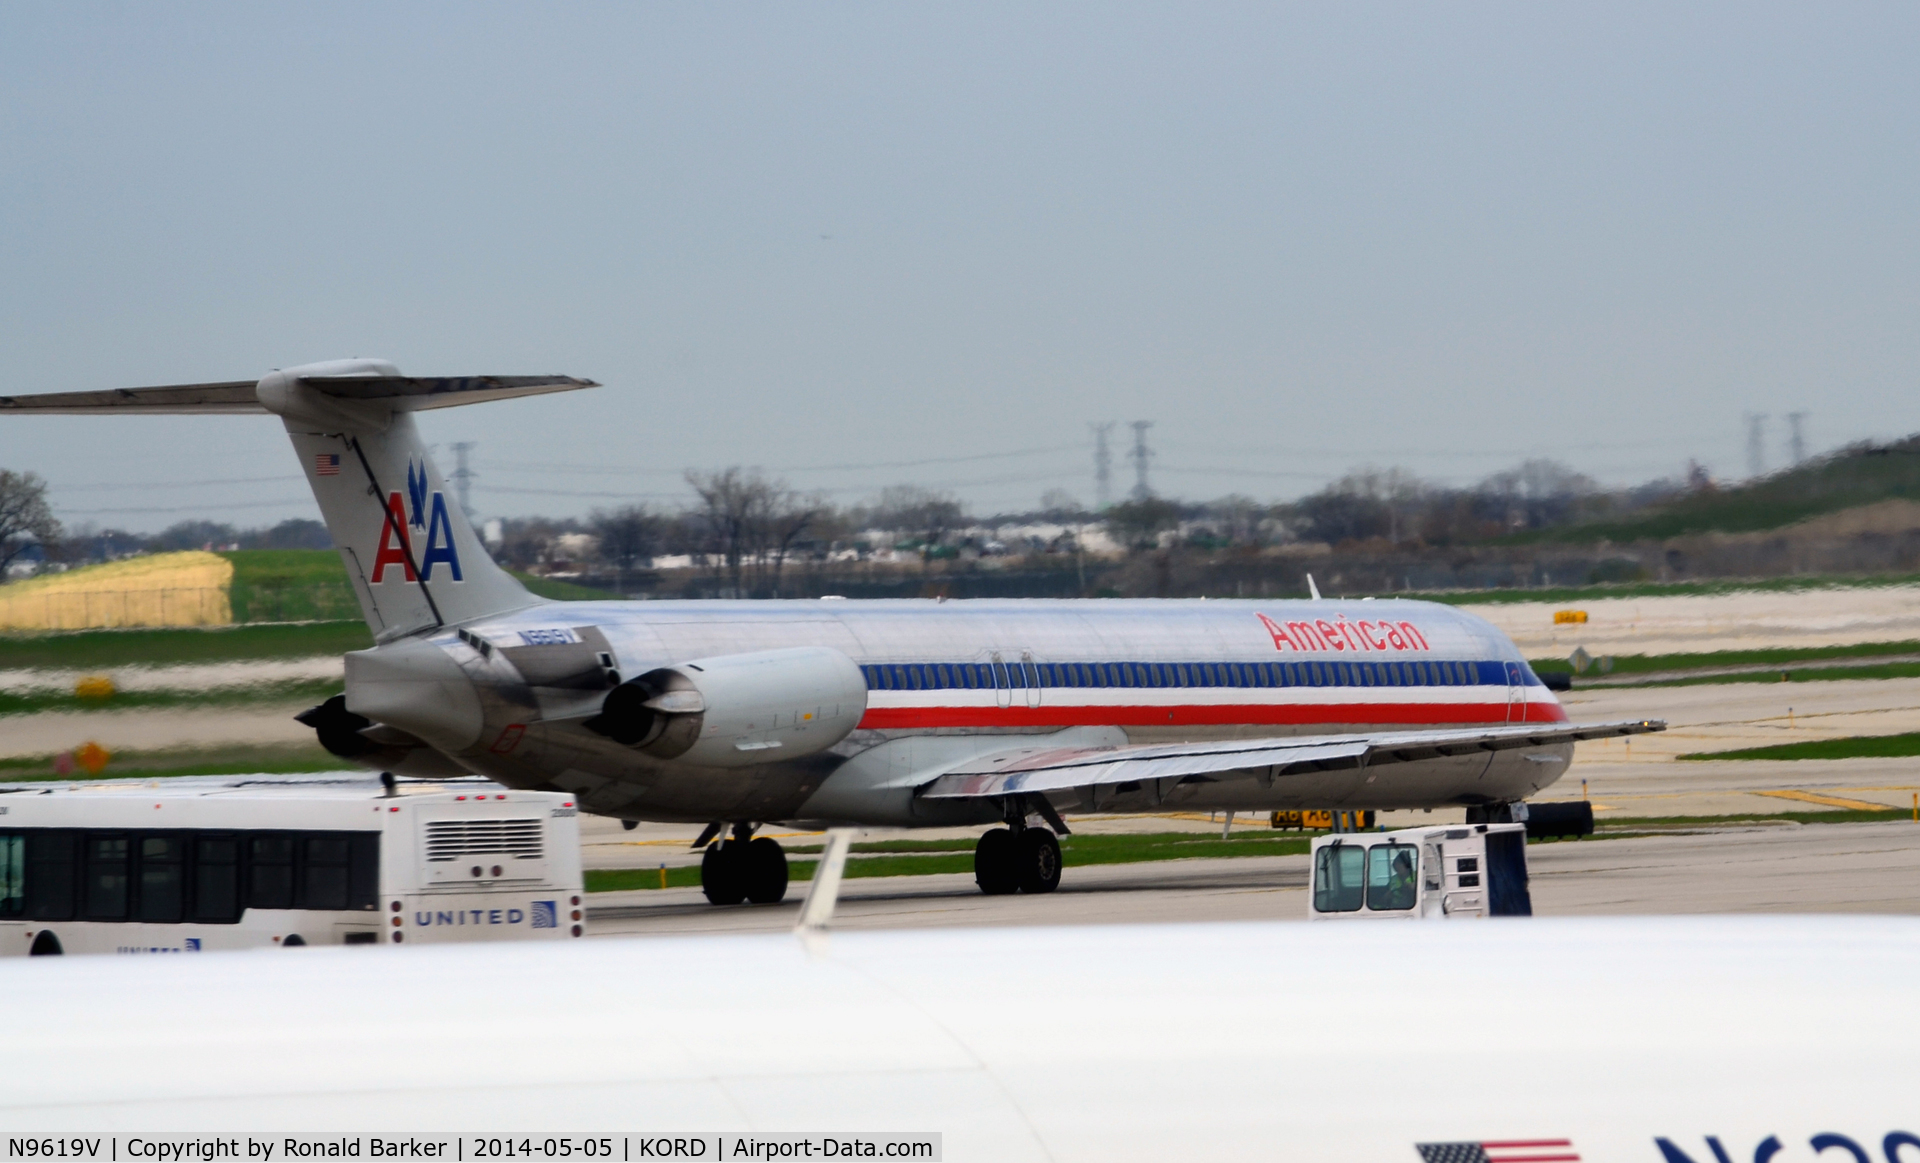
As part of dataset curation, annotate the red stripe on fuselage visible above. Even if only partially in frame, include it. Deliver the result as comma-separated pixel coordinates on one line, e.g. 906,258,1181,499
857,700,1568,730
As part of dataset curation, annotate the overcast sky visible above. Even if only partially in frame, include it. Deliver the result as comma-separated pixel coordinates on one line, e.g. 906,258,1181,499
3,3,1917,532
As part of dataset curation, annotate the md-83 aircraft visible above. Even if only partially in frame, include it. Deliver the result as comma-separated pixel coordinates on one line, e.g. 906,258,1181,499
0,360,1662,904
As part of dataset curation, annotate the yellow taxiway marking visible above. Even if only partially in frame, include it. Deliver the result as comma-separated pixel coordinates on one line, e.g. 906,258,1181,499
1751,789,1895,811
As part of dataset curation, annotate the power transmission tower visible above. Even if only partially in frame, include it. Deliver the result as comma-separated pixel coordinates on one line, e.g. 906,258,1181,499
1090,423,1116,510
449,441,478,523
1786,412,1808,465
1744,413,1768,479
1128,421,1154,501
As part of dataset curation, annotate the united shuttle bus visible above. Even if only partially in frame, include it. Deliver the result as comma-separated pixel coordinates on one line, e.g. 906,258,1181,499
0,361,1662,905
0,776,585,955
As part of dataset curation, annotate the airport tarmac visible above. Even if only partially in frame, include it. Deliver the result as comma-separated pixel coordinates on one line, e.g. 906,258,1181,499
584,820,1920,936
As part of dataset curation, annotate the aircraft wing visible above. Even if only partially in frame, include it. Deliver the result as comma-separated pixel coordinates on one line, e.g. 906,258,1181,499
917,719,1664,799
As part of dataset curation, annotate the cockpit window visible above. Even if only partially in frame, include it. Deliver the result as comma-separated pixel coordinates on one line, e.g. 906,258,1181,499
1313,843,1365,912
1367,843,1419,911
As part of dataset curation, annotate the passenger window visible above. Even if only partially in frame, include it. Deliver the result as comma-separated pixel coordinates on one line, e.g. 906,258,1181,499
1367,843,1418,911
137,835,184,923
26,831,76,921
249,835,294,910
84,834,130,921
0,834,21,918
304,836,351,911
194,835,241,923
1313,844,1366,912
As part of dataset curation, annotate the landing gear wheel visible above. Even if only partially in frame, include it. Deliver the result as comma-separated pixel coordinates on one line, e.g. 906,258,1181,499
701,842,748,905
1016,829,1062,894
974,828,1019,895
28,931,61,956
744,837,790,904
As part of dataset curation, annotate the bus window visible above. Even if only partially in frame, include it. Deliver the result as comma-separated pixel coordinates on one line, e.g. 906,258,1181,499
0,833,21,917
137,835,185,923
1312,844,1365,912
249,835,294,910
303,836,351,912
349,834,379,910
26,831,75,921
84,834,130,921
1367,843,1418,911
194,835,240,923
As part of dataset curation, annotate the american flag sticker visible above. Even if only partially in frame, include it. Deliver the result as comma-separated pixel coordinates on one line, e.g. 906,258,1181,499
1416,1142,1579,1163
315,453,341,476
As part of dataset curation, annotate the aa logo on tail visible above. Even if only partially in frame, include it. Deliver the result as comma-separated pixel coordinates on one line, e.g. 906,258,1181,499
372,459,463,583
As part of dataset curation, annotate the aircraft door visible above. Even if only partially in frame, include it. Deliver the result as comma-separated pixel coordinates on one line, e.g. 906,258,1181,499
1505,661,1525,722
1021,651,1042,708
990,652,1013,709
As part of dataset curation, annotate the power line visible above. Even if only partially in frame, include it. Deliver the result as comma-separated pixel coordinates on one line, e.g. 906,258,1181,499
1090,422,1115,510
54,496,317,516
487,443,1083,478
1128,421,1153,500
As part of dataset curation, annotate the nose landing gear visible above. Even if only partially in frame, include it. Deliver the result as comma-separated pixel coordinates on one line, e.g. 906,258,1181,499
698,823,790,905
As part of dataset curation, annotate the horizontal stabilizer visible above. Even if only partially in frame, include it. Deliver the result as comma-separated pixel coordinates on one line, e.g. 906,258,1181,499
918,719,1666,799
0,374,597,415
0,381,263,414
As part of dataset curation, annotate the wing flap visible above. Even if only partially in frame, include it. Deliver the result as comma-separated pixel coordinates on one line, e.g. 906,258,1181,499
917,719,1664,799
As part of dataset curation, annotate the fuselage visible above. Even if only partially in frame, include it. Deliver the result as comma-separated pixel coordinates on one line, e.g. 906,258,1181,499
348,596,1574,827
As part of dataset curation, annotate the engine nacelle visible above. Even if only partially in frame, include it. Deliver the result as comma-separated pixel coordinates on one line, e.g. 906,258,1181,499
585,646,868,768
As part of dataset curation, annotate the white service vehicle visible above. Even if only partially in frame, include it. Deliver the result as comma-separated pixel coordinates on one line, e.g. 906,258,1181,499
1309,821,1531,919
0,777,585,956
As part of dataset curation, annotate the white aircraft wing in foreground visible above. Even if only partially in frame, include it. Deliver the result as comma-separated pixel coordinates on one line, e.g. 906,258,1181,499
0,918,1913,1160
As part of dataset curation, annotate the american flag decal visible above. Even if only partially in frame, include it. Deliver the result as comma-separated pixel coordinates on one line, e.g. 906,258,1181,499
315,453,341,476
1416,1142,1579,1163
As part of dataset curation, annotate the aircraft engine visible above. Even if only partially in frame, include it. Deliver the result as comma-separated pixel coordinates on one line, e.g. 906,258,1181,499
584,646,868,767
295,695,472,777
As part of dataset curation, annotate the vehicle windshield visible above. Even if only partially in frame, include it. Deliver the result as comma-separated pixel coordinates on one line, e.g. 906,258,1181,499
1313,843,1365,912
1367,843,1419,911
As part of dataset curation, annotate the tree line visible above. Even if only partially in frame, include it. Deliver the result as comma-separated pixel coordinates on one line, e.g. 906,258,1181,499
0,456,1705,590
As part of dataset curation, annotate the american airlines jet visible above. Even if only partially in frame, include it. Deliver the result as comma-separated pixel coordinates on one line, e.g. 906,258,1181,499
0,361,1660,904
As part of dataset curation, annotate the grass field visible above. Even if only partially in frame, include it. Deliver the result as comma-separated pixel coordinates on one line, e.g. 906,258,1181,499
0,622,373,669
1408,573,1920,607
1602,661,1920,688
0,678,338,717
0,742,347,782
1679,733,1920,762
1595,807,1918,827
221,550,360,622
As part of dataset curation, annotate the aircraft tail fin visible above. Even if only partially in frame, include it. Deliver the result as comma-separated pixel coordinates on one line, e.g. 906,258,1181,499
1,359,600,639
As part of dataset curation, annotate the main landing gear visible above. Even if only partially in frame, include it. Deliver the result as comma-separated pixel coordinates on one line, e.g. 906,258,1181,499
698,823,789,906
974,827,1061,895
974,795,1068,895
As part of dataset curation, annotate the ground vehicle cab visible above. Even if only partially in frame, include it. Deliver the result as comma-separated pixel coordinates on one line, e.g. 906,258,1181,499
1309,822,1531,919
